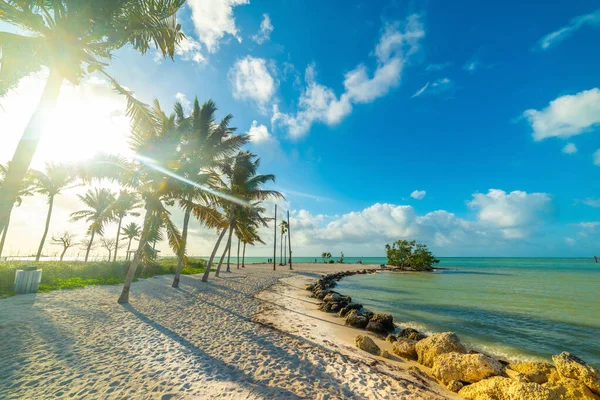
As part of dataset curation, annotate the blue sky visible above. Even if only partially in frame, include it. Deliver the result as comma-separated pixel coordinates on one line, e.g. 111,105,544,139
2,0,600,257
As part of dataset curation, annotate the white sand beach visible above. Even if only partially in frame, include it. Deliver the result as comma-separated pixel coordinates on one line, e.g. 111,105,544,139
0,263,454,399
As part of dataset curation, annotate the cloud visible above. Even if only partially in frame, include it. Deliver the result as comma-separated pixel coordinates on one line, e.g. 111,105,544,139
565,237,575,246
411,82,429,98
229,56,276,112
468,189,554,238
426,62,451,72
410,190,426,199
538,9,600,50
272,15,424,138
594,149,600,166
411,77,453,98
175,92,191,112
576,221,600,230
463,60,479,73
523,88,600,141
581,198,600,207
252,14,274,44
247,120,274,143
187,0,249,53
562,143,577,154
175,35,206,64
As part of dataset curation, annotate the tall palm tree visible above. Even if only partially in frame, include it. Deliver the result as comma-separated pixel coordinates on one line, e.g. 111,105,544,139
279,220,288,265
31,162,76,261
0,163,33,258
111,190,141,262
201,152,283,282
70,188,116,262
121,222,141,260
0,0,186,237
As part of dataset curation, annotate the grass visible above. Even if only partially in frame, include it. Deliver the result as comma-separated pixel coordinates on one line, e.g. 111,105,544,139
0,257,207,298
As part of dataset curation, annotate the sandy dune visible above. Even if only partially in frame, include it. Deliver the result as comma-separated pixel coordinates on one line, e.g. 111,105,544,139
0,263,453,399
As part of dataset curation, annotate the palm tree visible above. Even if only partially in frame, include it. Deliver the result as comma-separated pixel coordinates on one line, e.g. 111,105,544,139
70,188,116,262
121,222,141,260
31,162,76,261
0,163,33,258
201,152,283,282
279,220,288,265
0,0,186,238
111,190,141,262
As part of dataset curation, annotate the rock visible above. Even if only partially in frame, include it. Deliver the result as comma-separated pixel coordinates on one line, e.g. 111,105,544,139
553,352,600,395
506,368,530,383
306,283,315,291
355,335,380,355
392,338,418,360
447,380,464,393
339,303,362,317
345,310,369,329
432,352,505,384
380,349,390,358
366,321,388,336
386,334,397,343
415,332,467,367
323,292,342,302
370,313,395,332
508,361,556,384
398,327,427,341
543,377,600,400
458,376,560,400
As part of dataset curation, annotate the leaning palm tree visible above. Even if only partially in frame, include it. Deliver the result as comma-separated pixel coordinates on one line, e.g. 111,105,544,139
0,163,33,258
279,220,288,265
121,222,141,259
0,0,186,237
201,152,283,282
70,188,116,262
31,162,76,261
111,190,141,261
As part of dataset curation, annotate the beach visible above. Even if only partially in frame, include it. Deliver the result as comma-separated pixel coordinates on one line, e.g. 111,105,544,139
0,263,454,399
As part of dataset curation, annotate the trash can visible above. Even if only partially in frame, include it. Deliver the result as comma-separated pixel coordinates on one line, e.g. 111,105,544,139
14,267,43,294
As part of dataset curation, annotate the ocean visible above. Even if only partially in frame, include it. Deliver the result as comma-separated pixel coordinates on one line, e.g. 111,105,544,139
327,257,600,368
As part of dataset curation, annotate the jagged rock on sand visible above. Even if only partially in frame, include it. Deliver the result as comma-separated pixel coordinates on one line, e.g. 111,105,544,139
552,352,600,395
458,376,560,400
415,332,467,367
543,377,600,400
355,335,381,355
323,292,343,303
386,334,397,343
380,349,390,358
369,313,395,332
432,352,505,384
446,380,463,393
339,303,362,317
345,310,369,329
366,321,388,335
398,327,427,341
508,361,556,384
392,338,418,360
505,368,530,383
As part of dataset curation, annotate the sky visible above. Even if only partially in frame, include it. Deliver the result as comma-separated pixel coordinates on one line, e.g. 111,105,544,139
1,0,600,259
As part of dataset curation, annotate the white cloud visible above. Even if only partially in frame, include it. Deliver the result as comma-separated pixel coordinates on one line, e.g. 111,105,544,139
538,9,600,50
411,77,453,98
175,35,206,64
247,120,274,143
187,0,249,53
426,62,451,72
252,14,274,44
272,15,424,137
565,237,575,246
463,60,479,73
577,221,600,230
410,190,426,199
562,143,577,154
229,56,276,112
524,88,600,141
411,82,429,98
175,92,191,113
594,149,600,166
468,189,554,238
581,198,600,207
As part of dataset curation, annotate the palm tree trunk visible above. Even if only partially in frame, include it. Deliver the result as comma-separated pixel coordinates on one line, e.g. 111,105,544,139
226,234,232,272
126,237,133,260
237,238,240,269
242,241,246,267
118,204,152,303
172,207,191,288
35,195,54,262
280,233,283,264
287,210,293,270
283,235,287,265
113,216,123,262
85,231,96,262
215,235,229,277
0,211,13,259
273,205,277,271
200,226,229,282
59,246,67,262
0,71,63,236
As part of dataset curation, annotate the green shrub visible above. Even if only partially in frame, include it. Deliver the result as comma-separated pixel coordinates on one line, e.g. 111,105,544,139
385,240,439,271
328,259,335,264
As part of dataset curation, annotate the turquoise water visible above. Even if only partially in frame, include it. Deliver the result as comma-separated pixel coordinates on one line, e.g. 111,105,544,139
330,258,600,368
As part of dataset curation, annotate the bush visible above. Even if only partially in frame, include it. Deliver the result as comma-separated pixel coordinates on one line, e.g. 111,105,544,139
385,240,439,271
328,259,335,264
0,257,207,297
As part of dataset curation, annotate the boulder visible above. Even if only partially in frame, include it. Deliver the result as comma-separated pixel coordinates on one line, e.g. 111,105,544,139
380,349,390,358
386,334,397,343
345,310,369,329
543,378,600,400
339,303,362,317
392,338,418,360
323,292,342,303
398,327,427,341
415,332,467,367
366,321,388,336
432,352,505,385
447,380,464,393
553,352,600,395
508,361,556,384
370,313,395,332
355,335,380,355
458,376,560,400
506,368,530,383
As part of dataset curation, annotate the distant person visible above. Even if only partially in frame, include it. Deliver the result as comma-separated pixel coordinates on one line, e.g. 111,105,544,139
595,255,598,263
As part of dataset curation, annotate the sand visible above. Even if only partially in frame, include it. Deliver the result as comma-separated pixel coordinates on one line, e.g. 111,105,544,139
0,263,455,399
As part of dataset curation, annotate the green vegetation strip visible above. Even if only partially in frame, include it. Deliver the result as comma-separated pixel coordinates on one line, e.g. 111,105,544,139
0,258,207,298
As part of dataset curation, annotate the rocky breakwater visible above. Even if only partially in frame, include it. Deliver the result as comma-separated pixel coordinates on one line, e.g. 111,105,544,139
307,270,600,400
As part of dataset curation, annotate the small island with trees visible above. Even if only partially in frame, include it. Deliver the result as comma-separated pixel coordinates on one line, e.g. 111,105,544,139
385,239,439,271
